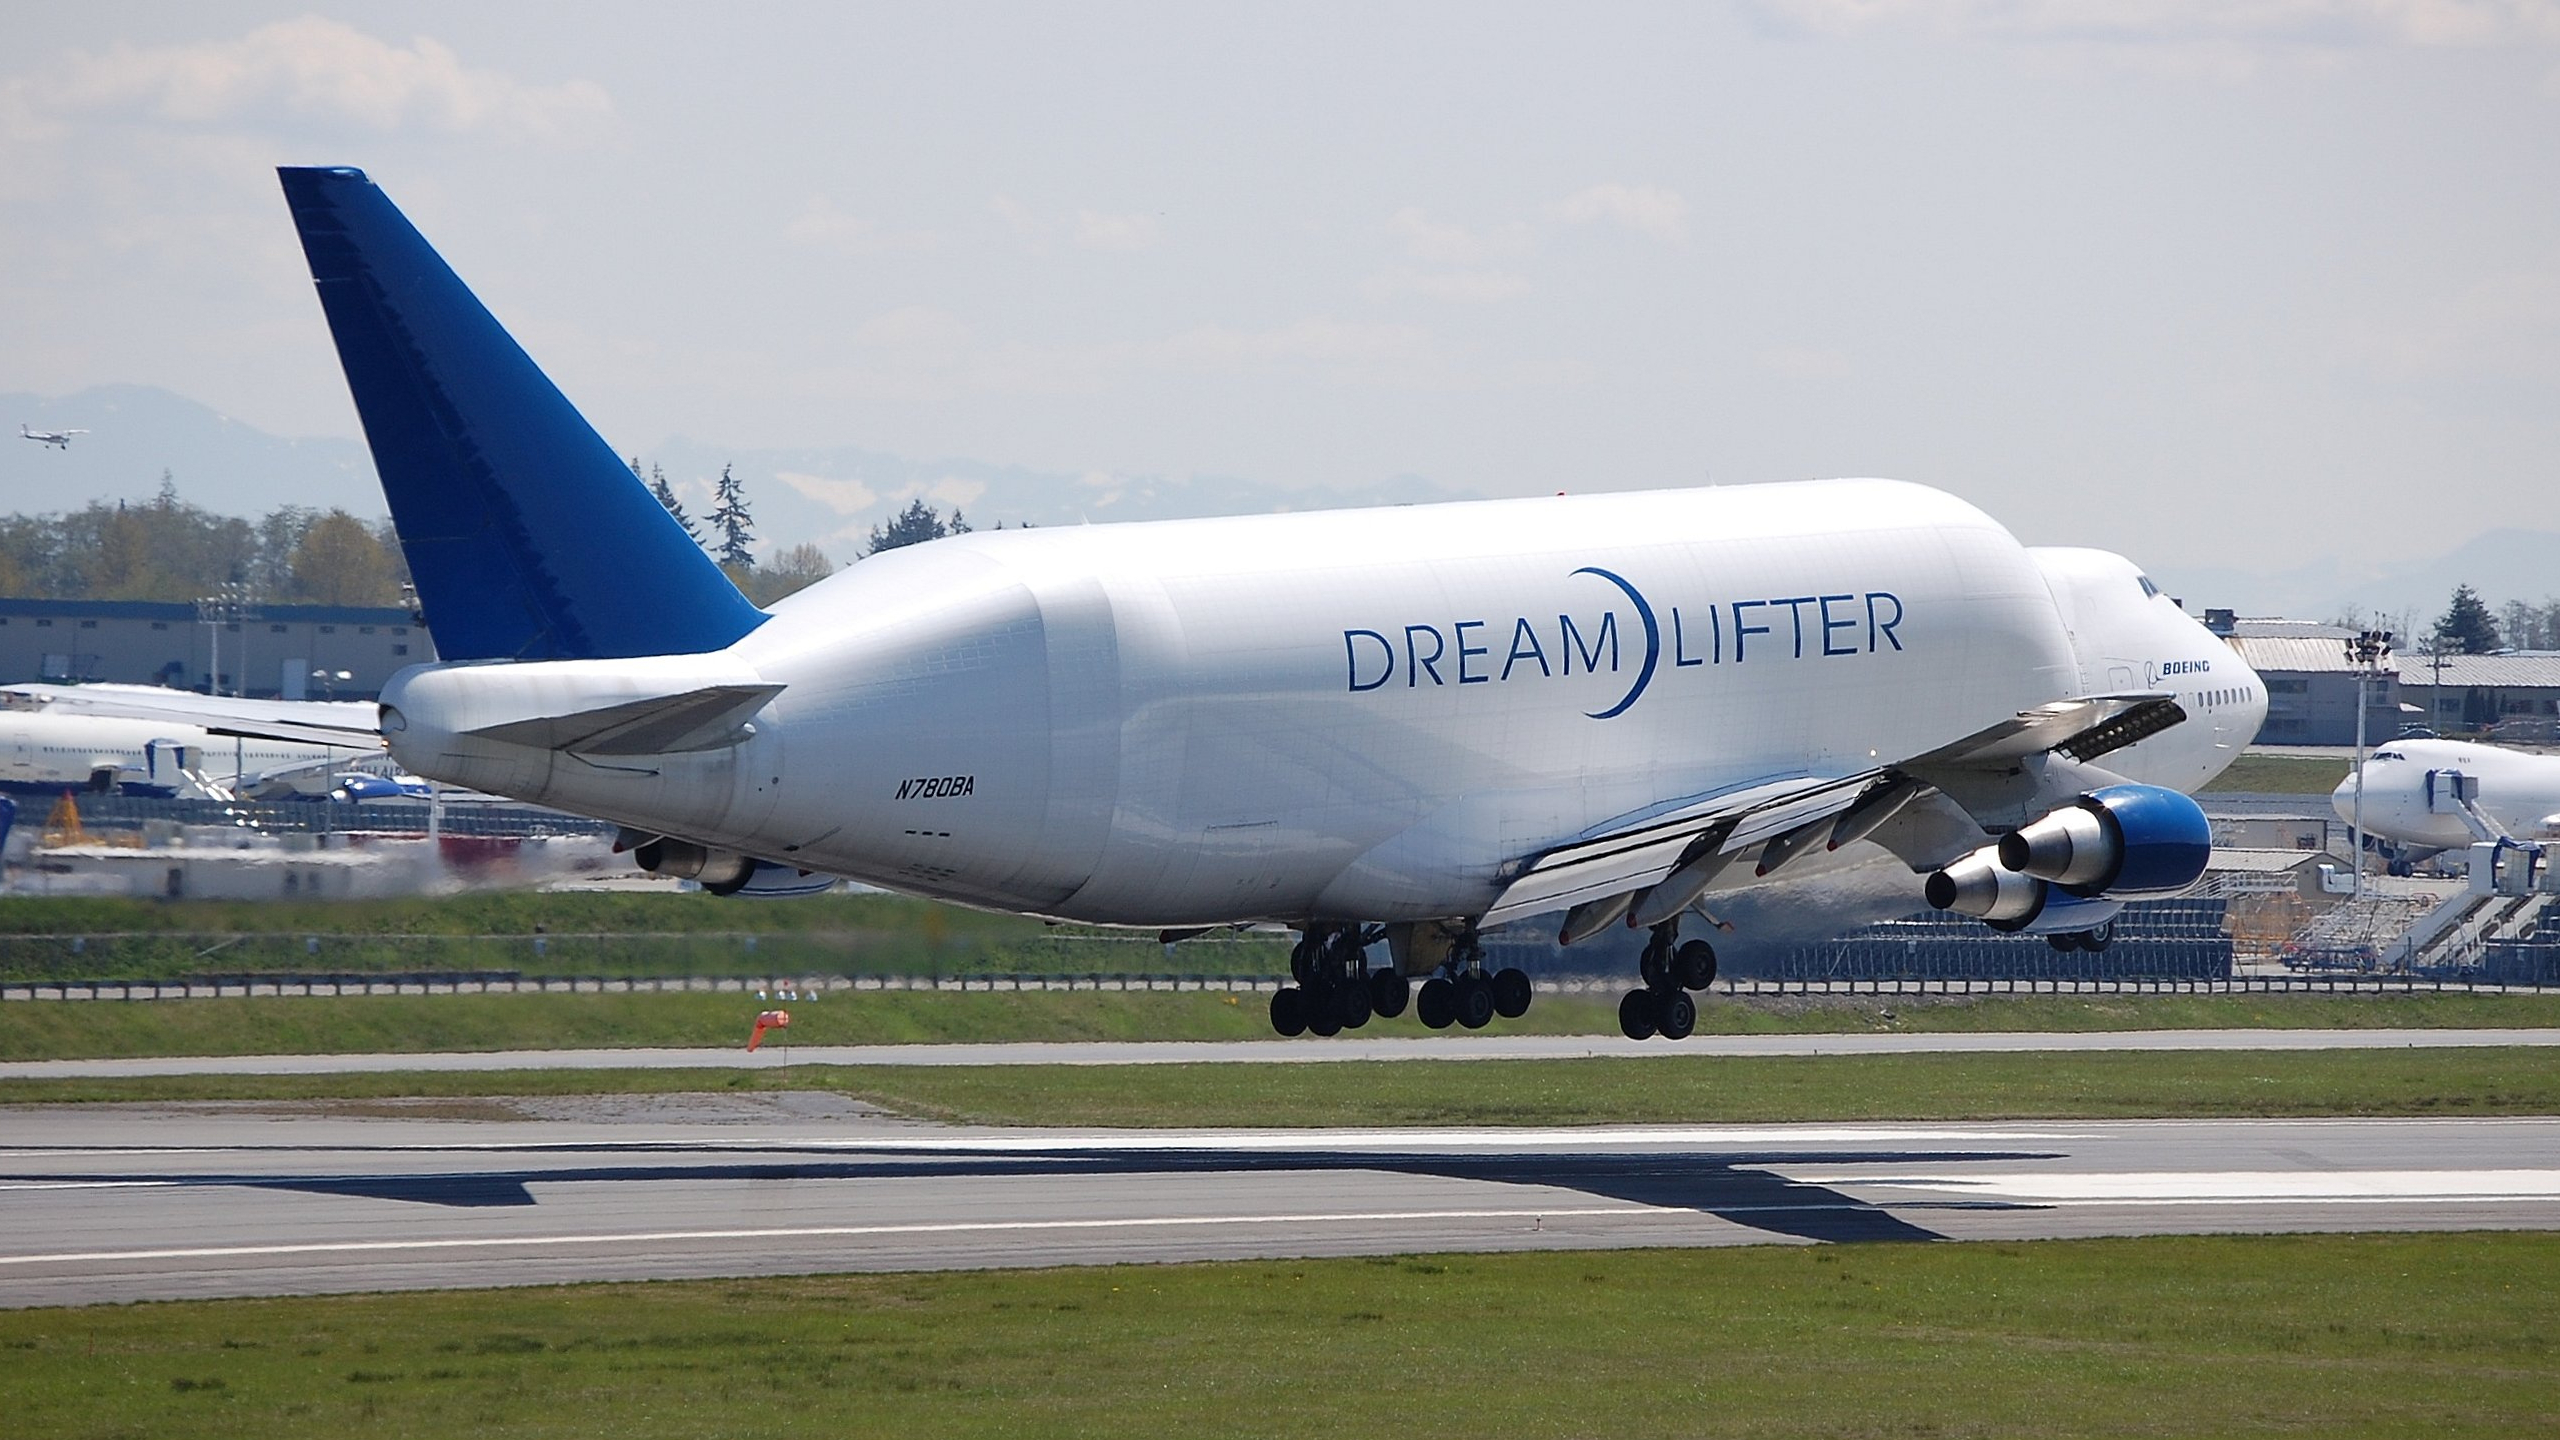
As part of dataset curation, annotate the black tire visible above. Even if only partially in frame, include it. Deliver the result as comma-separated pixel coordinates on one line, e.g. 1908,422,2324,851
1416,976,1456,1029
1618,988,1658,1041
1338,978,1372,1029
1308,1002,1342,1038
1675,940,1717,990
2083,920,2116,953
1657,988,1696,1041
1289,936,1318,985
1638,938,1671,989
1368,968,1411,1019
1456,973,1496,1029
1490,967,1532,1019
1269,987,1308,1037
2047,932,2078,952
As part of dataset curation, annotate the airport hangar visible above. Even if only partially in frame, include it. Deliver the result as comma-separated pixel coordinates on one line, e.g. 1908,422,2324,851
0,596,431,701
2213,614,2560,746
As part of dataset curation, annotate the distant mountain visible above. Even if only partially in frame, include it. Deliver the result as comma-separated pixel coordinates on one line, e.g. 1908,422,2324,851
649,437,1462,562
2149,527,2560,627
3,385,1466,556
3,385,379,517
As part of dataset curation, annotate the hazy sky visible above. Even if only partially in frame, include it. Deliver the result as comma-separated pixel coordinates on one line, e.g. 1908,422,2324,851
5,2,2557,573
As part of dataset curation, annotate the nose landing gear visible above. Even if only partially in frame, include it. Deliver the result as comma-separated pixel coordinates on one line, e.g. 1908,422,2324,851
1620,919,1716,1041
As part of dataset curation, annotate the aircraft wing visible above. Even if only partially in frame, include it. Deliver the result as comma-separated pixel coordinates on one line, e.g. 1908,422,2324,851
1479,692,2189,929
1,682,386,750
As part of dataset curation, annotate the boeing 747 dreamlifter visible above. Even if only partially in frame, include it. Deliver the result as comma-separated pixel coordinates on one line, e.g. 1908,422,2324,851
274,166,2266,1040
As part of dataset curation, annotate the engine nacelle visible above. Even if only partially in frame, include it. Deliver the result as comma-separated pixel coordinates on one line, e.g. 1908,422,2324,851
631,836,757,894
1925,844,2130,934
1995,783,2210,900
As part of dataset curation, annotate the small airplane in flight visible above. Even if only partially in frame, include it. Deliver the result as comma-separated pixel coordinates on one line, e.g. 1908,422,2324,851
2335,737,2560,866
18,424,88,449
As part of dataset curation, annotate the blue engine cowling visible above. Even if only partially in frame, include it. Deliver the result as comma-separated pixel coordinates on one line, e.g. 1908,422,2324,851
1996,783,2210,900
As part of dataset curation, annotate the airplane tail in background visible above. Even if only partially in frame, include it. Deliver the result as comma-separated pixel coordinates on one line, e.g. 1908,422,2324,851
278,166,766,664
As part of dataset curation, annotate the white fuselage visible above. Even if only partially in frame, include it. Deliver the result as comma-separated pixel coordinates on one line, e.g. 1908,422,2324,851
381,480,2263,927
0,709,359,794
2334,738,2560,851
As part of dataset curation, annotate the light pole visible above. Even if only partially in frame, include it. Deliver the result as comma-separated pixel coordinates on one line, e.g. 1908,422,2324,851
2345,629,2392,904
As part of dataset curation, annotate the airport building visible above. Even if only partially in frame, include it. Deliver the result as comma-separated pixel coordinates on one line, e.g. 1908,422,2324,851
0,597,433,699
2400,653,2560,743
2215,617,2410,746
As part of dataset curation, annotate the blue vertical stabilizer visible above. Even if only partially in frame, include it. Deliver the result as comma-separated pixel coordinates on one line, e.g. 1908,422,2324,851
278,166,766,663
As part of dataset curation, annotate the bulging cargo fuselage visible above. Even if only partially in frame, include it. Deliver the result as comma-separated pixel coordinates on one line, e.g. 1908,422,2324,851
381,477,2263,926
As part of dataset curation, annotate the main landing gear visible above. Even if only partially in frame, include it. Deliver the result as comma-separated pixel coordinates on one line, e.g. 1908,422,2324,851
1619,918,1717,1041
2044,919,2116,953
1267,923,1534,1037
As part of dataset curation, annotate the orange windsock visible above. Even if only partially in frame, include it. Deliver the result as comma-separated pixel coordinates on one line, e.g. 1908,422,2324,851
747,1008,791,1051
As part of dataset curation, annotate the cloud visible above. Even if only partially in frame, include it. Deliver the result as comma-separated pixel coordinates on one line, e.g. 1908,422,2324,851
1556,184,1690,244
16,16,613,144
783,199,935,257
1750,1,2560,51
989,196,1166,252
1387,206,1532,266
1074,208,1163,251
773,470,881,516
1364,269,1532,304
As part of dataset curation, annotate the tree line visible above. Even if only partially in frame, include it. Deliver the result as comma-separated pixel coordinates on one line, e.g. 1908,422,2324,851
0,468,997,611
2337,585,2560,658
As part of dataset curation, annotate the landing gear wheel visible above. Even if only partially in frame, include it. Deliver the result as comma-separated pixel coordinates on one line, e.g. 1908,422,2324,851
1618,988,1659,1041
1416,976,1457,1030
2046,932,2078,952
1674,940,1717,990
2082,920,2116,954
1368,968,1410,1019
1656,988,1696,1040
1269,987,1308,1037
1337,978,1372,1029
1455,973,1496,1029
1289,936,1319,985
1490,967,1532,1019
1639,938,1672,989
1307,997,1342,1038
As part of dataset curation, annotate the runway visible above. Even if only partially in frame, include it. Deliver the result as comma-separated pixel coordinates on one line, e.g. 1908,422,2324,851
4,1097,2556,1308
8,1026,2559,1081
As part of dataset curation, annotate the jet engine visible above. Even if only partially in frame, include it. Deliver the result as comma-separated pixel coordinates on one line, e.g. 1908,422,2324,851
1923,845,2123,934
1924,783,2208,933
630,836,757,894
1995,783,2211,899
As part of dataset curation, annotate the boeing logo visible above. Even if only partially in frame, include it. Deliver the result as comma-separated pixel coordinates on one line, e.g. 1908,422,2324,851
1344,569,1905,719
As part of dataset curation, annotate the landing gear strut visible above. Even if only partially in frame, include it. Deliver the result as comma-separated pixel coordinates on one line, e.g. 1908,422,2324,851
1621,918,1716,1041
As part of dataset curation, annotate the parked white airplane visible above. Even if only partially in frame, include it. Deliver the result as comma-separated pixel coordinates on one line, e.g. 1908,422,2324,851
2334,738,2560,862
276,165,2267,1039
0,705,374,798
17,424,87,449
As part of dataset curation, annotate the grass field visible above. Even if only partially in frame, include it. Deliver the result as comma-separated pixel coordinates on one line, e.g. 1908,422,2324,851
2202,752,2353,795
2,986,2555,1063
8,1045,2560,1122
3,987,2558,1062
9,1233,2555,1438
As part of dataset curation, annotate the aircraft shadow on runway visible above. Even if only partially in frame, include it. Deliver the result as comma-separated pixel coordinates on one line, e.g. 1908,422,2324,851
16,1146,2064,1244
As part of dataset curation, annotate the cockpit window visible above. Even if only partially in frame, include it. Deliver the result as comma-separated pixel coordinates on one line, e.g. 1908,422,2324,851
2136,575,2161,599
2373,750,2404,762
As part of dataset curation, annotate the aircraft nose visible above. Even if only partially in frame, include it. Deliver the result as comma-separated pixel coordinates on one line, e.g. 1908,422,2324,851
2330,768,2361,826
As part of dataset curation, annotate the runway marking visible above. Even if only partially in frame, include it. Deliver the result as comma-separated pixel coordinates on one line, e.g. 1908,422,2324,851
0,1206,1684,1267
1832,1169,2560,1203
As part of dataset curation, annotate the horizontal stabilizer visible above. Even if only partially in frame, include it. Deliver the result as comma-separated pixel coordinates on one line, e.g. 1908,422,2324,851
466,683,784,756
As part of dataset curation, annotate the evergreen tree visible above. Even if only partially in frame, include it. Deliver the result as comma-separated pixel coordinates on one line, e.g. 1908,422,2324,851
709,464,754,568
649,463,701,545
865,498,955,555
2432,584,2502,655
